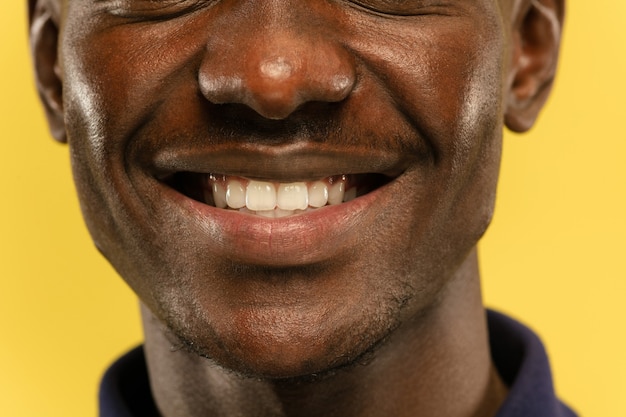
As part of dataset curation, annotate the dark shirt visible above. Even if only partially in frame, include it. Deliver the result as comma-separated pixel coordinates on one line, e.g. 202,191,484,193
99,310,577,417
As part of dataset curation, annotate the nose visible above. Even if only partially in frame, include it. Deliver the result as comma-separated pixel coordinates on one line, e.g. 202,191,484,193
198,11,356,120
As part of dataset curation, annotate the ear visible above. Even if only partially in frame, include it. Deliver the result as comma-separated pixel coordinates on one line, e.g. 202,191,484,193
505,0,565,133
29,0,66,143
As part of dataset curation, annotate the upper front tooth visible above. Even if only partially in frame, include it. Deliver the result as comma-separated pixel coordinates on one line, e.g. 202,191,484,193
246,180,277,211
308,181,328,208
277,182,308,210
226,179,246,209
216,175,351,211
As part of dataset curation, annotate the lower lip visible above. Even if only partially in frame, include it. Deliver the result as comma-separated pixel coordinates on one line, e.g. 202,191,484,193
164,179,394,266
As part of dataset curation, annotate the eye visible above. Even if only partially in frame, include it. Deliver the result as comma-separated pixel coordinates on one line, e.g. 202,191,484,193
347,0,444,16
102,0,210,19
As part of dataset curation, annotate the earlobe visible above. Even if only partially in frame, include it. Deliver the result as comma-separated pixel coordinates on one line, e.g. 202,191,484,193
30,0,66,143
505,0,565,133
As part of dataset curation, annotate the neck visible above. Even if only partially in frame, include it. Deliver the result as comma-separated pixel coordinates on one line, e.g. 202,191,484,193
141,248,507,417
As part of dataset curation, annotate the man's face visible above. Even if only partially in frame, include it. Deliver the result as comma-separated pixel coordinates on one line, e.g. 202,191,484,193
54,0,513,377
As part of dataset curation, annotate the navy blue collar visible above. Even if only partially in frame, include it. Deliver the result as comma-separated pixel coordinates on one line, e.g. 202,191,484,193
99,343,160,417
487,310,577,417
100,310,577,417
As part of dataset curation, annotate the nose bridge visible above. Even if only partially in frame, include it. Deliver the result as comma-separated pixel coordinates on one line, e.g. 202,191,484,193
198,2,356,120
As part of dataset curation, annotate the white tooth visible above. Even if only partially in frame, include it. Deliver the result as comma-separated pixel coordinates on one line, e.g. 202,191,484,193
308,181,328,208
328,178,346,205
343,187,357,203
211,182,228,208
277,182,308,210
226,179,246,209
246,180,276,211
255,208,295,218
274,208,295,218
255,210,276,218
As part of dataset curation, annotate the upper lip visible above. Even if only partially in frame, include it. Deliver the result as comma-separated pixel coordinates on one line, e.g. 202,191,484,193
146,142,412,182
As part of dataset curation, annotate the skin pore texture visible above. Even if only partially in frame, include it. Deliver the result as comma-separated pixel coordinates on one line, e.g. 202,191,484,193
29,0,564,416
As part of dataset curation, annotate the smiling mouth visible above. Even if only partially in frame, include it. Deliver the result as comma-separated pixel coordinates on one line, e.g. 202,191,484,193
166,173,392,218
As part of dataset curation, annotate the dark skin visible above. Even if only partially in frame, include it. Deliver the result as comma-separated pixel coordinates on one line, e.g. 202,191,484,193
30,0,564,416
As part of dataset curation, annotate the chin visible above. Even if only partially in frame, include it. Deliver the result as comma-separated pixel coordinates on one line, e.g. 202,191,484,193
151,288,403,380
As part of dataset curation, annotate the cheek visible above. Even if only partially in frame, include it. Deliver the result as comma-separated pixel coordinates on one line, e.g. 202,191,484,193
63,20,205,136
355,22,505,149
341,17,507,287
345,15,507,225
59,12,212,296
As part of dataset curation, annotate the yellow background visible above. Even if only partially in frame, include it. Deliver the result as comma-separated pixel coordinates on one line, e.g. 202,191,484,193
1,2,624,416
